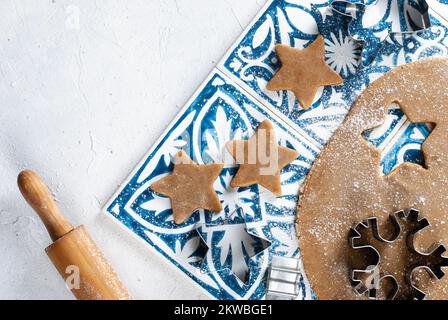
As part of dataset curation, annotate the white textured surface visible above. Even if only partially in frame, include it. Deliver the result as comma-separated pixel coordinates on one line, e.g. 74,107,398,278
0,0,265,300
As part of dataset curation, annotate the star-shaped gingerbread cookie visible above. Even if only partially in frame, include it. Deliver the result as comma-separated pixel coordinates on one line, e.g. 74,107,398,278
150,150,223,224
226,120,299,196
267,35,343,109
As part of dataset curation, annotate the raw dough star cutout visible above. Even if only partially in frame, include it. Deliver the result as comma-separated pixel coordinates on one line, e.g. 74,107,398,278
226,119,299,196
150,150,223,225
266,35,343,109
362,104,434,175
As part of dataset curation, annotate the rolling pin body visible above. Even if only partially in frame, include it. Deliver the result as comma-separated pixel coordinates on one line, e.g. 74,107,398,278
18,170,131,300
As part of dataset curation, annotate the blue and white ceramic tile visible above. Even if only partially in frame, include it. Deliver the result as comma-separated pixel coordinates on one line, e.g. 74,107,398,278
105,69,318,300
337,11,448,101
340,9,448,175
329,2,446,176
333,0,430,66
105,0,448,300
218,0,447,149
218,0,363,148
380,120,433,174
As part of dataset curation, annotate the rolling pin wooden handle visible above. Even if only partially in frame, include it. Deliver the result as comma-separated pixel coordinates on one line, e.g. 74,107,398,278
17,169,74,242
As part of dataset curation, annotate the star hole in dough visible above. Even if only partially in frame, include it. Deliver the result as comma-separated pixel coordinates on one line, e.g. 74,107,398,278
297,58,448,300
361,101,436,176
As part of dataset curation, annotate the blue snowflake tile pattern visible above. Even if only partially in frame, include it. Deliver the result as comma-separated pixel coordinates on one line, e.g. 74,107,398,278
217,0,448,150
218,0,363,148
336,0,430,66
104,69,318,300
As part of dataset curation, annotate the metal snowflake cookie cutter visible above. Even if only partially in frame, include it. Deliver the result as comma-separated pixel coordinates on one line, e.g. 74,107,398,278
349,208,448,300
193,207,272,285
330,0,432,66
265,255,302,300
349,215,401,299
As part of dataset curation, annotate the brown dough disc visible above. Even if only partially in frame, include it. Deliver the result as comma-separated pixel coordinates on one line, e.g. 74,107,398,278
297,57,448,300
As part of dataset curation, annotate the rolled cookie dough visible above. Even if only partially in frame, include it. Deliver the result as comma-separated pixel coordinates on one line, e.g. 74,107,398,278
297,57,448,300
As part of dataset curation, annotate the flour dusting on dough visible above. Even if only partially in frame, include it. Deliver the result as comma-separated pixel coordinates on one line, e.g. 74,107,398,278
297,58,448,300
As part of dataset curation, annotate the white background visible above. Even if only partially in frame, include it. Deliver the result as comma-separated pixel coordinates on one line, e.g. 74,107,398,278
0,0,266,299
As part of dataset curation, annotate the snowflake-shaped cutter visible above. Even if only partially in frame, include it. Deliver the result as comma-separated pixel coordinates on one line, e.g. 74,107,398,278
350,208,448,299
330,0,432,66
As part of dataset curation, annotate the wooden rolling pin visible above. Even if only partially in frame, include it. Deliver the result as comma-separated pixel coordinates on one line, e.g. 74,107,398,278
17,169,132,300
